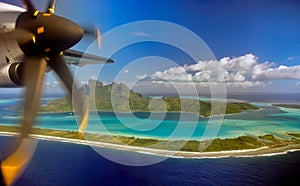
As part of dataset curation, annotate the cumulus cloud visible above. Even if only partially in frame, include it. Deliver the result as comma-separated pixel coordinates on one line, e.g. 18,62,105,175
80,81,89,85
136,73,147,80
147,54,300,88
252,65,300,80
226,81,265,88
45,81,60,88
90,75,97,80
123,69,129,74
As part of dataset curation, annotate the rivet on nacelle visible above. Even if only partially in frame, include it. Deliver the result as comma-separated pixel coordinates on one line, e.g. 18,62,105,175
45,48,51,53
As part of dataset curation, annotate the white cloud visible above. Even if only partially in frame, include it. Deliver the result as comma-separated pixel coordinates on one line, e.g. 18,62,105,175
45,81,60,88
136,73,147,80
80,81,88,85
90,75,97,80
124,69,129,74
287,57,294,61
252,65,300,80
147,54,300,88
226,81,265,88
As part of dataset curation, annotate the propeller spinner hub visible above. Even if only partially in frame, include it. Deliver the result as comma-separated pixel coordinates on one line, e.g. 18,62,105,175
16,12,84,55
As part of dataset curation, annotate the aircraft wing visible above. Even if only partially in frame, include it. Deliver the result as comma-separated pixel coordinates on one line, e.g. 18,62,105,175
63,49,114,67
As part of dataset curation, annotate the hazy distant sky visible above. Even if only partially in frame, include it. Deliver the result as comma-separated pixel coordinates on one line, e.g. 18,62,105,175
2,0,300,94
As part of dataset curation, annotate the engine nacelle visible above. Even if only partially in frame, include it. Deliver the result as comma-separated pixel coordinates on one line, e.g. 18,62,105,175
0,63,24,87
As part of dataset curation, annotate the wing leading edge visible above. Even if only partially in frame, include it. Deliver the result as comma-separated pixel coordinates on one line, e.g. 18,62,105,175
63,49,114,67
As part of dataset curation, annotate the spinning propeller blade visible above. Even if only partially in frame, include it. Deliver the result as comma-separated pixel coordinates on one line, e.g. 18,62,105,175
23,0,35,11
48,54,89,137
83,26,102,49
0,29,33,44
1,139,37,186
1,0,91,185
1,56,47,185
21,56,48,138
97,28,102,49
47,0,57,14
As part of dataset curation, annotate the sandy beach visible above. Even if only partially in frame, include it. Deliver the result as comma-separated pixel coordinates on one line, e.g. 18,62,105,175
1,131,300,159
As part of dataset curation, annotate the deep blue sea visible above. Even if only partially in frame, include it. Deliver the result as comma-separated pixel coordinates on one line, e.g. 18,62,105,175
0,93,300,185
0,136,300,185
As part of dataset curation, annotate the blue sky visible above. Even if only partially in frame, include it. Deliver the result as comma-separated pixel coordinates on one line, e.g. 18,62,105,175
2,0,300,94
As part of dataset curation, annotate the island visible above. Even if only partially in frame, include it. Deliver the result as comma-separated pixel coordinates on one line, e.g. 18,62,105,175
0,126,300,157
273,104,300,109
41,80,259,117
6,81,298,157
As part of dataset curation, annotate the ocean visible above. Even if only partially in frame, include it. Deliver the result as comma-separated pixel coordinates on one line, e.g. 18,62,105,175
1,136,300,185
0,93,300,185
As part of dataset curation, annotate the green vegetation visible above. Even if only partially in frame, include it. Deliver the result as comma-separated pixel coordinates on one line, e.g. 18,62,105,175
225,102,258,114
286,133,300,144
206,136,264,151
41,97,73,112
0,126,81,139
287,133,300,138
41,80,258,117
273,104,300,109
1,126,298,152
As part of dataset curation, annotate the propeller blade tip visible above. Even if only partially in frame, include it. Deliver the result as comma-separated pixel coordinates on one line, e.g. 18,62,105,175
97,28,102,49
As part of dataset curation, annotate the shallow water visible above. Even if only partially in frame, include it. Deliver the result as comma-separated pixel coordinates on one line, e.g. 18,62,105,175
0,97,299,141
0,94,300,185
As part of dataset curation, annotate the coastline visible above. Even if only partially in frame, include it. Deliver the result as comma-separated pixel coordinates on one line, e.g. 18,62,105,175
1,131,300,159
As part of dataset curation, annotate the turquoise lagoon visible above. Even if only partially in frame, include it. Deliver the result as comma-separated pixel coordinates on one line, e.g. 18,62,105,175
0,97,300,141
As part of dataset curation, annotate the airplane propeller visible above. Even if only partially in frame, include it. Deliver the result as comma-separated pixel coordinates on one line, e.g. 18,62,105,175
47,0,56,14
83,26,103,49
0,0,90,185
23,0,35,12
